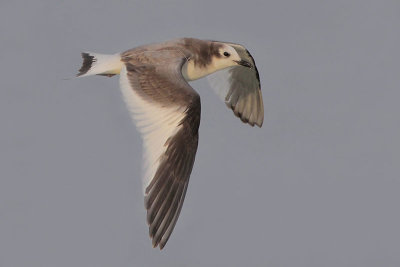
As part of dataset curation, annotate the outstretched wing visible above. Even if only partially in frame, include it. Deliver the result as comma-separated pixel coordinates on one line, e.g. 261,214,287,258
208,47,264,127
119,54,200,249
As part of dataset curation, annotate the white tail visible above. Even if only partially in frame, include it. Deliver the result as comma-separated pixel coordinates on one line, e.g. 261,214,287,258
77,52,123,77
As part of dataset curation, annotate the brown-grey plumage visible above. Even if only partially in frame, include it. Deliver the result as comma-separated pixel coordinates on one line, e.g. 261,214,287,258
120,50,200,249
77,37,264,249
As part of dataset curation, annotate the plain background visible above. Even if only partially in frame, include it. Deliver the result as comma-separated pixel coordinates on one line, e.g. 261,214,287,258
1,0,399,266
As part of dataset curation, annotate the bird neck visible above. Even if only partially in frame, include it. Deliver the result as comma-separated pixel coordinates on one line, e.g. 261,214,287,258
182,58,228,81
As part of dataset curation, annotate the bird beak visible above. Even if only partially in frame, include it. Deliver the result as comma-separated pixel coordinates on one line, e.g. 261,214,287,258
234,60,252,68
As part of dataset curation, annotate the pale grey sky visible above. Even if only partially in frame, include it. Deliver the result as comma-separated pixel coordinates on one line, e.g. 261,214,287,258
1,0,399,266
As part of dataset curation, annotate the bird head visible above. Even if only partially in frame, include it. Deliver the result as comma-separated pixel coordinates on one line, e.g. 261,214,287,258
212,43,252,70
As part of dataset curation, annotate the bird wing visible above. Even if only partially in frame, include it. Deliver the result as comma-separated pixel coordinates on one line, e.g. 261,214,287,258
207,47,264,127
119,52,200,249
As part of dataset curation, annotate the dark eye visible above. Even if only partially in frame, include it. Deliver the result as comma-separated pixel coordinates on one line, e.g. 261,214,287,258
223,52,230,57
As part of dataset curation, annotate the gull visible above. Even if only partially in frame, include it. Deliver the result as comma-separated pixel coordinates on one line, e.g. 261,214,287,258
77,38,264,249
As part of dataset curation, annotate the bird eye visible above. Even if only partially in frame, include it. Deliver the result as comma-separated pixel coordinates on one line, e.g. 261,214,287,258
223,52,230,57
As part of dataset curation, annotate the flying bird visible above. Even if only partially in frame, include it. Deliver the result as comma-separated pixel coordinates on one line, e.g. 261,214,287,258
77,38,264,249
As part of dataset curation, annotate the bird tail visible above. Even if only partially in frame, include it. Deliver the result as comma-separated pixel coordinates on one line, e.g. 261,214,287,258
77,52,123,77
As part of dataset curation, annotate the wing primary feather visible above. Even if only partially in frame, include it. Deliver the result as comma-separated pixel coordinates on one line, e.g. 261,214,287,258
149,178,179,238
146,173,174,224
152,181,184,247
159,180,190,249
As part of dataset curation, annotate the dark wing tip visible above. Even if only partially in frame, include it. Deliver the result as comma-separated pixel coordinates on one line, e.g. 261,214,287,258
159,243,166,250
77,52,95,76
255,120,263,128
245,49,260,84
228,100,264,128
